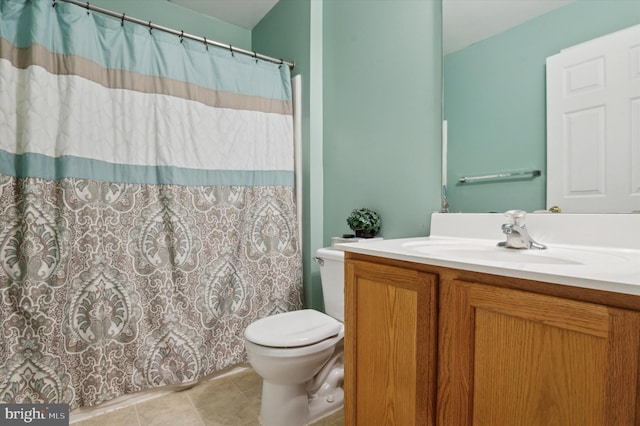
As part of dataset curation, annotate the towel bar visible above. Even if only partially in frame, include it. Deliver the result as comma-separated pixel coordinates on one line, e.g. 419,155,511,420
458,170,541,183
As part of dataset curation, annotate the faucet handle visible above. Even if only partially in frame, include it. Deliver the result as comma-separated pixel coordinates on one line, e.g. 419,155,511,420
504,209,526,226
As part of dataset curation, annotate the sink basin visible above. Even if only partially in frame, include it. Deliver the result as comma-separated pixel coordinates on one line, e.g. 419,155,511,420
401,240,630,266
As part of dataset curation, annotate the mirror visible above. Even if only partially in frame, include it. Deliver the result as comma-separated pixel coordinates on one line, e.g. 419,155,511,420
442,0,640,213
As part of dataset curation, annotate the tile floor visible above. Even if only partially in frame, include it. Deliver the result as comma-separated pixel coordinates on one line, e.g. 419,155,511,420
70,365,343,426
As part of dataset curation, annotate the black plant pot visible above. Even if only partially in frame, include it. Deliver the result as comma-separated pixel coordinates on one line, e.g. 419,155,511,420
355,229,376,238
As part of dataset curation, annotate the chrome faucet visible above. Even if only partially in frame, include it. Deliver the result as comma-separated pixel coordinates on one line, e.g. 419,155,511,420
497,210,546,250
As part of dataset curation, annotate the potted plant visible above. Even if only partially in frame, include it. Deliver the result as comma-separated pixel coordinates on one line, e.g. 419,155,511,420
346,208,381,238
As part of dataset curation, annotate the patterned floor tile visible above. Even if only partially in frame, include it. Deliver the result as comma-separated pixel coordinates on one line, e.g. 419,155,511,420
190,379,258,426
74,406,139,426
71,368,343,426
136,391,203,426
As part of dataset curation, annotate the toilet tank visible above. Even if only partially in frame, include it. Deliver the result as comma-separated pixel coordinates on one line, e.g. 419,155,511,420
316,247,344,322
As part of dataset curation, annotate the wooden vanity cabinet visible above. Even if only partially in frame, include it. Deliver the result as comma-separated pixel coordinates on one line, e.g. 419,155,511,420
344,254,439,426
438,273,640,426
344,252,640,426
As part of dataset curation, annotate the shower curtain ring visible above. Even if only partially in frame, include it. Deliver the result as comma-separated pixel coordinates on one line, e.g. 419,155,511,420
253,51,258,63
85,2,90,14
148,21,152,34
229,45,234,57
121,13,125,26
180,30,184,43
204,37,208,50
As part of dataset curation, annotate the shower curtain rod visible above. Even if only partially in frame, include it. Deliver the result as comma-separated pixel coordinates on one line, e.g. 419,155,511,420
55,0,295,69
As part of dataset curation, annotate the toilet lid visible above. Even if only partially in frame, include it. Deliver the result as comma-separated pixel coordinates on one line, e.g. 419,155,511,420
245,309,342,348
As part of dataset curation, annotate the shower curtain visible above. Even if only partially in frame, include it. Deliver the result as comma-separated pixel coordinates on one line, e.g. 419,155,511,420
0,0,302,409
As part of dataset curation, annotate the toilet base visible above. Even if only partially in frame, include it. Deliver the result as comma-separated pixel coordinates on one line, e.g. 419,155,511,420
259,382,309,426
258,350,344,426
307,351,344,424
307,386,344,424
258,380,344,426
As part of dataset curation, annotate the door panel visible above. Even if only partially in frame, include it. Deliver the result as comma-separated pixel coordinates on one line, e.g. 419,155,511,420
547,24,640,213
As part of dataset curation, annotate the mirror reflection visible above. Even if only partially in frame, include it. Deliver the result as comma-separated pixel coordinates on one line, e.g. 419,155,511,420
443,0,640,213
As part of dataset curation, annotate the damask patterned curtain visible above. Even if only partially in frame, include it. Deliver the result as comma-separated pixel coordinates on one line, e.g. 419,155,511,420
0,0,302,409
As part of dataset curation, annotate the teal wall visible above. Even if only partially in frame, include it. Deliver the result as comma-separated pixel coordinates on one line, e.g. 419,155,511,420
90,0,251,49
444,0,640,213
322,0,442,242
256,0,443,310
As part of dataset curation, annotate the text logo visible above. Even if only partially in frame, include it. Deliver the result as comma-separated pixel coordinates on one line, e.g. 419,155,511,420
1,404,69,425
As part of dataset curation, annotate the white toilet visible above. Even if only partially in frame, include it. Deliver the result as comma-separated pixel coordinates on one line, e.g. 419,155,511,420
244,247,345,426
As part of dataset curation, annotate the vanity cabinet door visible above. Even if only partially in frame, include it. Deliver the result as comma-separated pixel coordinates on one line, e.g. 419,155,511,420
438,278,640,426
344,258,438,426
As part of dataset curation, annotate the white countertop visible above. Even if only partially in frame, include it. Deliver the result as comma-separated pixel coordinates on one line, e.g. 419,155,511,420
335,213,640,296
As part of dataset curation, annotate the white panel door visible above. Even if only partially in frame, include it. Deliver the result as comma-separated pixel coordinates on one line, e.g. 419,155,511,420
546,24,640,213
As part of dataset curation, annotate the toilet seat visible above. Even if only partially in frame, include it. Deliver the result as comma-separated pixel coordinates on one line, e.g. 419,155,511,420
245,309,342,348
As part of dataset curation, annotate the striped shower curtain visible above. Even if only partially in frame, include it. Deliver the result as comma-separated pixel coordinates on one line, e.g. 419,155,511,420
0,0,302,409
